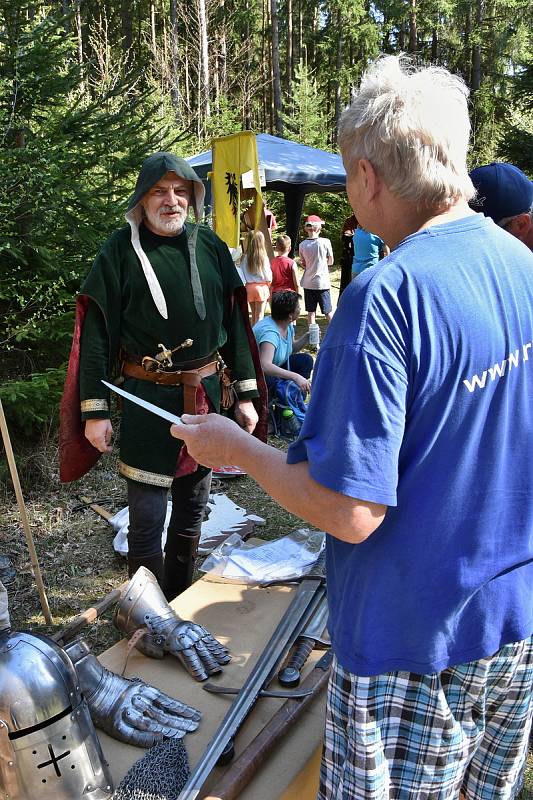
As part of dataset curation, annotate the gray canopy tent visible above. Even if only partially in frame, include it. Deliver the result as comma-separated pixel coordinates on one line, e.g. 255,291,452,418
187,133,347,254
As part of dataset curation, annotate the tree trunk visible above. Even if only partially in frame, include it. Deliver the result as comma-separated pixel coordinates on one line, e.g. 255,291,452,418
270,0,283,135
185,40,190,110
61,0,69,33
74,0,84,92
150,0,157,54
333,9,343,145
261,0,268,131
268,4,274,134
162,9,168,93
471,0,483,92
298,0,303,69
431,28,438,61
169,0,181,122
244,0,251,128
244,74,252,129
198,0,210,129
463,4,472,85
398,23,405,50
121,0,133,68
220,0,227,92
309,5,318,74
286,0,293,93
408,0,417,53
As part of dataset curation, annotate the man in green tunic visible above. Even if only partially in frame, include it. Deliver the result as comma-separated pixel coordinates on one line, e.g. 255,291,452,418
60,153,265,599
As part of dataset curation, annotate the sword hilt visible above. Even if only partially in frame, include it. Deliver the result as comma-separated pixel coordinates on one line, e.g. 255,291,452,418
278,637,315,687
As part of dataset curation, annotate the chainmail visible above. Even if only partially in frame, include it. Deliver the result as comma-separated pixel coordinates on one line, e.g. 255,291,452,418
111,739,190,800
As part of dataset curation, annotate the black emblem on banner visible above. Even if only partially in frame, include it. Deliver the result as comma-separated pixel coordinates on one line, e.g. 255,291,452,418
225,172,238,216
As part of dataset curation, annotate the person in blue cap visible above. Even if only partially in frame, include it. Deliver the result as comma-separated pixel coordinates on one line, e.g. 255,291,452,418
470,162,533,250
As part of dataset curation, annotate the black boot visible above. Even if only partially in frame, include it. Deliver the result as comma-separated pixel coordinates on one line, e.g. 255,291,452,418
163,533,200,602
127,552,164,585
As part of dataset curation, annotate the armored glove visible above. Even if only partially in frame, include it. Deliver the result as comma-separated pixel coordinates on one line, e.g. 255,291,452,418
65,638,201,747
114,566,231,682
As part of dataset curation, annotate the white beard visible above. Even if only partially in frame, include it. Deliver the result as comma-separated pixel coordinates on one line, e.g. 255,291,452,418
144,204,186,235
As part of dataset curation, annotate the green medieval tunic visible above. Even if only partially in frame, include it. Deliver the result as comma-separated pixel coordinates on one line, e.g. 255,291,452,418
78,222,259,487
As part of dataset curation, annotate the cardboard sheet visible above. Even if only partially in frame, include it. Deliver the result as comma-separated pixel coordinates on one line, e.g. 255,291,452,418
99,577,326,799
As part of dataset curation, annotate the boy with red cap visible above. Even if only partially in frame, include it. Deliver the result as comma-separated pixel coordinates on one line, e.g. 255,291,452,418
298,214,334,325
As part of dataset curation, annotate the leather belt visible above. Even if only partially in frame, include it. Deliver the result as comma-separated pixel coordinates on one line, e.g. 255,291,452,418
122,359,219,414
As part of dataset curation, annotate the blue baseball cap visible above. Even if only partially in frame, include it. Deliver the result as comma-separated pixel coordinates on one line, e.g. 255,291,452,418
469,162,533,224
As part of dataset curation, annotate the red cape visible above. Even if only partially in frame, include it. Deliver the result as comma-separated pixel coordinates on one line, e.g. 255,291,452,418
59,296,102,482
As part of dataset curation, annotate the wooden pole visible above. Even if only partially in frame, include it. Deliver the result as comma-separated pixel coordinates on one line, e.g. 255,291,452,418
76,495,114,521
0,399,53,624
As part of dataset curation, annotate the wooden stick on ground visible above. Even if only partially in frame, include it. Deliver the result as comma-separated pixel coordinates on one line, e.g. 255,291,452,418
76,495,114,522
0,399,53,625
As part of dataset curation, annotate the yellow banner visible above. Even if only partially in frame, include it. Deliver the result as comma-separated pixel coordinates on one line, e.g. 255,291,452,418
212,132,263,248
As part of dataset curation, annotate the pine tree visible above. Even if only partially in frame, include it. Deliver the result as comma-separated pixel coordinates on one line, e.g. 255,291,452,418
282,61,329,149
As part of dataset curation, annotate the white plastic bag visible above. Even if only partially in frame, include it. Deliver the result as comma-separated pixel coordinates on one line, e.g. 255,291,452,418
200,528,325,585
0,581,10,630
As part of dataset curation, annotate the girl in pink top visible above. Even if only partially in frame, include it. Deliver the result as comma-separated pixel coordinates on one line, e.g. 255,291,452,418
240,230,272,325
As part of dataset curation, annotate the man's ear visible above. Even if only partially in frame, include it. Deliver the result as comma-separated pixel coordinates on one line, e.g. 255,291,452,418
508,212,531,243
359,158,380,201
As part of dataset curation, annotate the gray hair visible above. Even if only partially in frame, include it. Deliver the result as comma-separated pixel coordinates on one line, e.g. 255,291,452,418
498,205,533,229
338,56,476,209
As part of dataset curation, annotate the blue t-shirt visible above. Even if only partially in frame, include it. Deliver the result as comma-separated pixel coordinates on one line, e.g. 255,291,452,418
352,227,384,274
288,214,533,676
253,317,294,366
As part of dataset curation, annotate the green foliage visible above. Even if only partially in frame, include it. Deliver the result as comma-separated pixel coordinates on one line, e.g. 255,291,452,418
282,62,329,149
0,367,66,435
0,3,181,432
206,94,245,140
496,61,533,174
498,109,533,175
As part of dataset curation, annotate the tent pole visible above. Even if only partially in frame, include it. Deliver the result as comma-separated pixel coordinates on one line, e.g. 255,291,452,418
283,188,306,258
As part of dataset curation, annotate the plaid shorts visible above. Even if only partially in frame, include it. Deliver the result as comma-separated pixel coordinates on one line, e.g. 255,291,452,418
319,636,533,800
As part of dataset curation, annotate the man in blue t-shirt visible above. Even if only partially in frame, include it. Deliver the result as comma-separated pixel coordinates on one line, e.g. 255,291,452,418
175,57,533,800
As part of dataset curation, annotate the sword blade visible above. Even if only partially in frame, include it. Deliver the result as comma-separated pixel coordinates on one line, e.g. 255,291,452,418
300,592,329,644
101,380,183,426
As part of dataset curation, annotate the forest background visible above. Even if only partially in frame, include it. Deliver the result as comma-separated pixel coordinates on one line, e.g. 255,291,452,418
0,5,532,792
0,0,531,457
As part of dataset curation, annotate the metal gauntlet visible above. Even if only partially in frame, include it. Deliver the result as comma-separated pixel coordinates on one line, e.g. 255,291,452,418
113,566,231,681
65,638,201,747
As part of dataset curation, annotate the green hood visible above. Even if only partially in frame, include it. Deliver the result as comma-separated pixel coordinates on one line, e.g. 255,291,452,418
126,152,205,216
125,152,207,320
